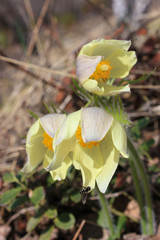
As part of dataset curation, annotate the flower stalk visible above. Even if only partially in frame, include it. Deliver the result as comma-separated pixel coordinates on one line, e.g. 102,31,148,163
96,184,115,236
128,156,147,234
127,136,155,235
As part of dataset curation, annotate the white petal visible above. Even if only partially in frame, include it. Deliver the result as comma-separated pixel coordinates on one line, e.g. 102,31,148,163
40,114,66,138
111,120,128,158
81,107,113,143
76,55,103,83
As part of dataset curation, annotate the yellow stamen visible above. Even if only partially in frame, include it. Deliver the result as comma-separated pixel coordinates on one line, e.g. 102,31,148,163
89,59,112,82
42,132,53,151
76,126,100,149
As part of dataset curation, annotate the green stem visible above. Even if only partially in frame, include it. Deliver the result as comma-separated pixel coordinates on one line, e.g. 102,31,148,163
128,157,147,233
96,184,115,236
127,136,155,234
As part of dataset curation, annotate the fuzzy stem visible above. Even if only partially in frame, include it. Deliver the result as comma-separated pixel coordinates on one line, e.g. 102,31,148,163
128,157,147,234
96,184,115,236
127,136,155,234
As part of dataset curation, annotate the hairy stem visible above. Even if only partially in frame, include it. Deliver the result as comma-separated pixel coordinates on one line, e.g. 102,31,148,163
96,184,115,236
127,136,155,234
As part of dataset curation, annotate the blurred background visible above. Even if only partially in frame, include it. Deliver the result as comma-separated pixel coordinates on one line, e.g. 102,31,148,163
0,0,160,239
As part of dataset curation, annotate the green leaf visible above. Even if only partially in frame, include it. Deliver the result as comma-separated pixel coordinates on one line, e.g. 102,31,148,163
45,206,57,219
61,195,69,205
8,196,28,211
69,189,81,203
0,187,22,205
131,118,150,139
54,212,75,230
43,103,52,113
28,110,39,120
30,186,45,205
2,172,17,183
139,139,155,154
27,207,45,232
115,216,126,238
50,102,57,113
40,225,54,240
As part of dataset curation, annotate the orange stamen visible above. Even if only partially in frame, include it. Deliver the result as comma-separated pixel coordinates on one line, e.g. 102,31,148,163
76,126,100,149
89,59,112,82
42,132,53,151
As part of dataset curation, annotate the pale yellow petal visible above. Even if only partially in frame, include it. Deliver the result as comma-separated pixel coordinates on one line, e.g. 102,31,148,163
40,114,66,138
79,39,131,59
82,79,100,92
111,120,128,158
46,136,76,171
43,151,72,181
82,79,130,96
96,131,120,193
26,119,42,144
73,143,104,190
81,107,113,142
22,120,46,173
97,83,130,96
76,55,103,83
54,110,81,146
109,49,137,78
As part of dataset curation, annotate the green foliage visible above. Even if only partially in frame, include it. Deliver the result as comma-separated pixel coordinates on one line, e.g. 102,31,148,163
131,118,150,140
54,212,75,230
30,186,45,205
1,170,80,236
43,102,53,113
114,216,126,238
96,95,130,125
3,172,17,183
28,110,39,120
69,189,81,203
131,117,155,159
0,187,22,205
8,196,28,211
45,206,57,219
27,207,46,232
138,139,155,156
39,226,54,240
71,78,91,101
119,71,155,86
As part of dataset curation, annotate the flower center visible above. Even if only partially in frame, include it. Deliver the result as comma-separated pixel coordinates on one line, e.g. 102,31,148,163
76,126,100,149
42,132,53,151
89,59,112,82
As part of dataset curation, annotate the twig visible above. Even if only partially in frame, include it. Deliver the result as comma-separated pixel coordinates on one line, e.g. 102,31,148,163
0,55,75,79
0,53,74,90
128,111,160,118
132,69,160,77
130,85,160,90
89,191,125,200
6,207,35,225
72,220,86,240
26,0,52,57
24,0,46,63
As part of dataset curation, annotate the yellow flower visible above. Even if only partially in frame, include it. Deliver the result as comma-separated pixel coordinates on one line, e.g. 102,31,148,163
47,107,128,193
22,114,72,181
76,39,137,96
